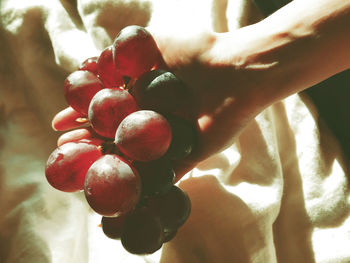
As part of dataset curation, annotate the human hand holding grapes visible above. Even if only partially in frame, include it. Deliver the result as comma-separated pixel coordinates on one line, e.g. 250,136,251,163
53,28,268,182
47,25,276,255
51,17,343,254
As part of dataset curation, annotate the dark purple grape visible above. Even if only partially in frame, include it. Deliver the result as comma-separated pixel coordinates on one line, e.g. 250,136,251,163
131,69,188,113
84,154,141,217
165,115,197,160
163,228,178,243
101,214,127,239
121,208,164,254
133,158,175,197
148,186,191,231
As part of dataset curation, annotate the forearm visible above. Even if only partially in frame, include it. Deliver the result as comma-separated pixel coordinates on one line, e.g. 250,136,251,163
210,0,350,110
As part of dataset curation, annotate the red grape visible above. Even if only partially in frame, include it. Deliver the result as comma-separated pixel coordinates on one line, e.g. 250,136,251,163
88,88,138,138
113,25,161,78
132,158,175,197
132,69,188,113
63,70,104,115
84,154,141,217
45,142,102,192
115,110,172,162
148,186,191,231
101,214,127,239
79,56,99,74
121,208,164,254
97,46,124,88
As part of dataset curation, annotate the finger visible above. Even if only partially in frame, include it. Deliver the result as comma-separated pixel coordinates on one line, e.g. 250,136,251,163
52,106,89,131
57,127,103,146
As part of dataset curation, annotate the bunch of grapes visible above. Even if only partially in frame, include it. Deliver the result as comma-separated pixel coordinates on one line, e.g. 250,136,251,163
45,25,196,255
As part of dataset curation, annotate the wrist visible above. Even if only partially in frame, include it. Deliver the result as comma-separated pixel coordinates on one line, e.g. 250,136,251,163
205,27,278,115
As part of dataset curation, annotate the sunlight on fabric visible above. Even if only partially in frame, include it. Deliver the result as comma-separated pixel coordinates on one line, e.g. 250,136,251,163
323,158,347,192
310,158,350,262
227,182,281,213
183,143,241,182
312,215,350,263
304,158,349,225
149,0,213,35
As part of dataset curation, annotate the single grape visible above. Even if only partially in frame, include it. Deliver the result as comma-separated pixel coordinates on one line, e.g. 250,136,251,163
79,56,99,74
63,70,104,115
97,46,124,88
163,228,178,243
165,115,197,160
121,208,164,254
88,88,138,138
84,154,141,217
133,158,175,197
45,142,102,192
101,214,127,239
115,110,172,162
148,186,191,231
132,69,188,113
113,25,161,78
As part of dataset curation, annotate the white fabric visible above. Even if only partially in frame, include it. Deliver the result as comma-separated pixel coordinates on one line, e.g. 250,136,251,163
0,0,349,262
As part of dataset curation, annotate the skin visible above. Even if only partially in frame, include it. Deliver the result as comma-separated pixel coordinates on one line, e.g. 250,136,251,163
52,0,350,182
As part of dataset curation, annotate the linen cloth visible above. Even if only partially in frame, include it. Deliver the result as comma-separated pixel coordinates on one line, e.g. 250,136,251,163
0,0,349,262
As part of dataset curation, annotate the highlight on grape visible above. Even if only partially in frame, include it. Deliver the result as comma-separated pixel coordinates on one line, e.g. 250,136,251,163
45,25,195,255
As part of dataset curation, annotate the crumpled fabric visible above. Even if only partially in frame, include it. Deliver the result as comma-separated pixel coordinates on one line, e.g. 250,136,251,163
0,0,349,262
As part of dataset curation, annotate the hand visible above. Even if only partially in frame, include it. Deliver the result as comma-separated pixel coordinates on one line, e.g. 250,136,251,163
52,28,266,181
148,29,264,179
